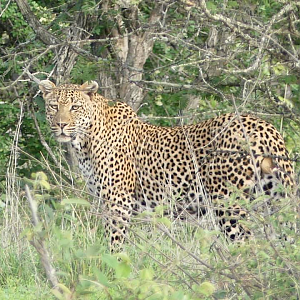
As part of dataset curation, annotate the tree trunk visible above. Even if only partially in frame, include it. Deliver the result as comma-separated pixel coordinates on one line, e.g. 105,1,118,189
97,1,163,111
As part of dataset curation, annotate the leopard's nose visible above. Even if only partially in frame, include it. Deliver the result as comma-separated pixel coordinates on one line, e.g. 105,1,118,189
57,122,68,129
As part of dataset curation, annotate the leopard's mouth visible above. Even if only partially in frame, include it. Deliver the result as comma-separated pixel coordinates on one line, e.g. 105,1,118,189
55,133,72,143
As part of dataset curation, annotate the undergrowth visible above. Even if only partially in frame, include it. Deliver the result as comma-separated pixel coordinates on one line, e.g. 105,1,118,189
1,167,300,300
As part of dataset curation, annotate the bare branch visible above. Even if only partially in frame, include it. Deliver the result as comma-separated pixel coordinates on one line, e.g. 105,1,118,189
25,185,61,292
29,106,73,180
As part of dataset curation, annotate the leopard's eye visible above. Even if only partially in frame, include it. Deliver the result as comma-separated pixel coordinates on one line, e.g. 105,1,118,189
49,104,58,110
71,104,81,111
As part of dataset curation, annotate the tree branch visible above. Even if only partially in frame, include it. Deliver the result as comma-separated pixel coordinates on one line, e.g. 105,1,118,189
15,0,59,45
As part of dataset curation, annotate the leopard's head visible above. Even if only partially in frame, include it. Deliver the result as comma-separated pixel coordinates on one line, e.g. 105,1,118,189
39,80,98,143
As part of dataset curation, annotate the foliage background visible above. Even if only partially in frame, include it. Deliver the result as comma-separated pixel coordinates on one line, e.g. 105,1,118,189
1,0,300,299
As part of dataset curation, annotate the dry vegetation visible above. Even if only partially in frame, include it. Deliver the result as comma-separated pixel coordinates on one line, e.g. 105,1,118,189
1,0,300,299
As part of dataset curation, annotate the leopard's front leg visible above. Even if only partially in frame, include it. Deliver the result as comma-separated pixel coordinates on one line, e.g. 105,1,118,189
93,148,136,250
103,188,135,251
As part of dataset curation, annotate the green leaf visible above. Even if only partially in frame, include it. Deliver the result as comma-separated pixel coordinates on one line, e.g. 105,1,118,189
157,217,171,228
194,281,215,296
61,198,91,207
116,262,131,278
278,96,293,108
115,252,131,263
51,289,64,300
214,290,227,299
280,75,297,84
102,253,119,269
154,205,166,215
75,249,86,259
0,200,5,209
51,283,71,299
258,251,270,259
170,290,189,300
93,267,111,287
228,1,239,8
56,283,72,295
273,63,287,75
86,244,101,257
39,179,51,190
34,171,48,181
155,95,163,106
206,1,217,13
140,268,154,280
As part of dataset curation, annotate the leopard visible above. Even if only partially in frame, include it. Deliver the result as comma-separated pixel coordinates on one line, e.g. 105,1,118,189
39,80,295,248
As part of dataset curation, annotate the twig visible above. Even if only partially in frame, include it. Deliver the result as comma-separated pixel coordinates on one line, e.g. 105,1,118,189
25,185,61,292
29,106,73,181
0,0,12,18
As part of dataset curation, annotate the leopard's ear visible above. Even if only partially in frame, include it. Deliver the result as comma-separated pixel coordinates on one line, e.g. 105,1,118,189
39,80,56,97
80,81,99,95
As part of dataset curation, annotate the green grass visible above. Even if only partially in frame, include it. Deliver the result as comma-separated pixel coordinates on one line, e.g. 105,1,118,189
1,171,300,299
0,248,54,299
0,283,54,300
